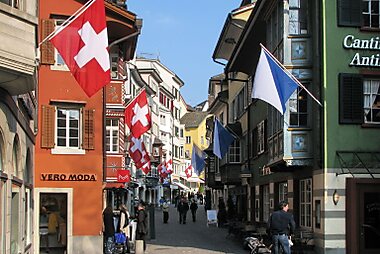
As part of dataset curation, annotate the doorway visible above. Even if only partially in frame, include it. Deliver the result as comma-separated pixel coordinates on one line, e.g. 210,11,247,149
347,179,380,254
35,188,72,254
359,184,380,253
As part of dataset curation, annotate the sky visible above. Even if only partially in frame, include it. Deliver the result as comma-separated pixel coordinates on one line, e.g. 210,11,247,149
128,0,242,107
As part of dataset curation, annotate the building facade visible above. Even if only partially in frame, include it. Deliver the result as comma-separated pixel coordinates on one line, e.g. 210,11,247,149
208,0,380,254
0,1,38,253
36,1,139,253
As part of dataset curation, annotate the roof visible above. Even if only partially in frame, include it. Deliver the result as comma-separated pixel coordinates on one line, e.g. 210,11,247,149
180,112,209,128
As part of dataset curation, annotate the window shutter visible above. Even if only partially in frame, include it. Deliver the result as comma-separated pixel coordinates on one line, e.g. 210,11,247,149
253,127,258,157
264,119,268,151
40,19,55,65
337,0,361,27
82,109,95,150
339,73,363,124
41,105,55,148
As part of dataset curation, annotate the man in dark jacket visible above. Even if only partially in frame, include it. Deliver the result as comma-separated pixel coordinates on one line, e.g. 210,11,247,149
267,201,296,254
190,199,198,222
177,197,189,224
136,202,148,251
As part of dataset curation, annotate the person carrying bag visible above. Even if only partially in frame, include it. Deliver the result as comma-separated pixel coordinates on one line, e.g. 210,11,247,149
116,204,131,253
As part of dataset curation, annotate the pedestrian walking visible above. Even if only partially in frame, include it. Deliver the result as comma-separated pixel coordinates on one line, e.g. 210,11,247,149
102,206,115,254
136,202,148,251
267,200,296,254
177,197,189,224
190,199,198,222
117,204,131,253
162,201,169,223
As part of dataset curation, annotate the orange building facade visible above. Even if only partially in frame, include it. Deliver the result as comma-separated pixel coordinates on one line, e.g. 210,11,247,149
35,1,139,253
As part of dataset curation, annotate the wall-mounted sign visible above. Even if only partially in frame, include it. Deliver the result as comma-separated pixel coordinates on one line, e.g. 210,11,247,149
343,35,380,67
41,173,97,181
117,170,130,183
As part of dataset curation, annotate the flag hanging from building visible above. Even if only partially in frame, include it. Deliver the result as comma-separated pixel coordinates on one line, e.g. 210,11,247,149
166,159,173,174
128,135,151,174
158,161,168,178
191,143,206,176
125,89,152,138
252,46,299,114
213,118,235,159
49,0,110,97
185,165,192,178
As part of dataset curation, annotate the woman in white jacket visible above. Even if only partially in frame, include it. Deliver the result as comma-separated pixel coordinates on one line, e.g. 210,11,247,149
119,204,131,253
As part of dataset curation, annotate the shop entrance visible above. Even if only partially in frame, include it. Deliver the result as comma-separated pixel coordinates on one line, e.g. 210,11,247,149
358,184,380,254
39,193,68,254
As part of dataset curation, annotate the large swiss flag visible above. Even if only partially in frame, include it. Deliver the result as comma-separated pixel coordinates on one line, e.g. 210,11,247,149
49,0,110,97
125,89,151,138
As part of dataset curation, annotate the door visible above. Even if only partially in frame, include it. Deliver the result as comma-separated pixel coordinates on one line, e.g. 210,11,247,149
39,193,68,254
359,185,380,254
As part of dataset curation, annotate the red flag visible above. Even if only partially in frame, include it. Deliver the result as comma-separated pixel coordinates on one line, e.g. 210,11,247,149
166,159,173,174
49,0,110,97
128,136,151,174
185,165,192,178
158,161,168,178
117,170,130,183
125,89,152,138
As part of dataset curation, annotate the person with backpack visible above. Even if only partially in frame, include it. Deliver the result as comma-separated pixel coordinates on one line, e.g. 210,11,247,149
118,204,131,253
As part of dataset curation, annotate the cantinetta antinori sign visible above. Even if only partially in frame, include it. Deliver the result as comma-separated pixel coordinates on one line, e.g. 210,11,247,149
343,35,380,67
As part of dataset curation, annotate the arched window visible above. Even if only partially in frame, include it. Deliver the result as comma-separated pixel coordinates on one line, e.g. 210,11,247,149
12,135,20,177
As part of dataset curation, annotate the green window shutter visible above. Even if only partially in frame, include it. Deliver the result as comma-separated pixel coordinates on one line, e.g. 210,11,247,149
337,0,361,27
339,73,363,124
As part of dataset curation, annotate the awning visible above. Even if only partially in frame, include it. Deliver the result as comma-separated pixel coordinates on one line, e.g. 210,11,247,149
103,182,125,189
172,181,190,191
336,151,380,178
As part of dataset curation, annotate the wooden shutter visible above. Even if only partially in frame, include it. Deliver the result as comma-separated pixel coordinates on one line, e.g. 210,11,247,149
339,73,363,124
252,127,258,157
337,0,361,27
40,19,55,65
82,109,95,150
41,105,55,148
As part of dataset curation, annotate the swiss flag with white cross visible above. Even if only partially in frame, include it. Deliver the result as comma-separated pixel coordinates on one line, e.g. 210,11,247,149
128,135,151,174
49,0,110,97
125,89,152,138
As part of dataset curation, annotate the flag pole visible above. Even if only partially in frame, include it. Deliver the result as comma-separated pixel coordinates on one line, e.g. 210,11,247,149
38,0,96,47
259,43,322,107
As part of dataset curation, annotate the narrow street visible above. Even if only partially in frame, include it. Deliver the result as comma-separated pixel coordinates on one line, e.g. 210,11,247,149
145,204,247,254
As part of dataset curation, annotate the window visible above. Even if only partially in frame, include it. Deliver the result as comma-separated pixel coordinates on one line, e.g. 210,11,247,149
257,120,266,155
0,0,20,9
279,182,288,202
153,123,159,136
266,0,283,56
229,140,241,163
106,119,119,153
56,108,80,148
11,184,20,253
180,128,184,138
185,150,190,158
364,79,380,124
363,0,380,28
160,115,166,125
289,86,308,126
12,136,20,176
289,0,309,35
186,136,191,144
174,126,179,137
300,178,312,227
263,185,270,222
54,20,68,67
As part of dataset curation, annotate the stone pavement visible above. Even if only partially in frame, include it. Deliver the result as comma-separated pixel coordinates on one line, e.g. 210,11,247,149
144,204,248,254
